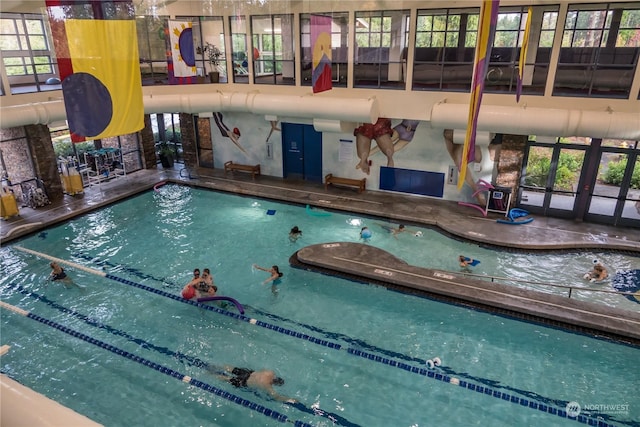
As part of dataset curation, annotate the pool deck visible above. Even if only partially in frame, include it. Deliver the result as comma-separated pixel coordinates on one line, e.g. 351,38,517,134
1,166,639,344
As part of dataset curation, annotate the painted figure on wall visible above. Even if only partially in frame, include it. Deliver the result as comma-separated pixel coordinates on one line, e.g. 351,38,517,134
354,117,395,174
266,120,280,142
212,112,247,154
356,119,421,173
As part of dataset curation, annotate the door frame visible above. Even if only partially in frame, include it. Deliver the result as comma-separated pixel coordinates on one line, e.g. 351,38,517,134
518,140,590,219
518,138,640,227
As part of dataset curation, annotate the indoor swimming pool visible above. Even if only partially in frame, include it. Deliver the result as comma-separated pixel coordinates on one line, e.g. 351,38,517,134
0,185,638,426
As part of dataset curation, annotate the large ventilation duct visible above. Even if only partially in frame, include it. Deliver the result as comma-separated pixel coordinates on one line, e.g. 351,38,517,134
143,93,224,114
431,102,640,140
1,92,379,130
248,93,379,124
451,129,492,145
0,101,66,129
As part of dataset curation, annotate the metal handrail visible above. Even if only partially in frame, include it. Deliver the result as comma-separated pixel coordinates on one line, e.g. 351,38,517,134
459,271,636,299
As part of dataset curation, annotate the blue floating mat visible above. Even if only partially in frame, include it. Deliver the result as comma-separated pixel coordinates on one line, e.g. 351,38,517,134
612,269,640,304
497,208,533,225
266,209,276,215
464,257,481,266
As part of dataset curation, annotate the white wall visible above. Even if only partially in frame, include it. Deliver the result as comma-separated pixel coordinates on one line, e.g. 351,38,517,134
209,112,495,204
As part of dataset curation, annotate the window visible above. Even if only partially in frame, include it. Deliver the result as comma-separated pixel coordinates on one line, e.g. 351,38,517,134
555,2,640,98
0,12,59,94
413,8,478,91
229,15,249,84
151,113,182,164
251,14,295,85
300,12,349,88
415,9,465,48
354,9,409,89
136,15,170,86
174,16,227,84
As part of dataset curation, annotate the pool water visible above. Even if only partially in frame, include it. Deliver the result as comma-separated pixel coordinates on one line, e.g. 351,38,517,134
0,185,638,427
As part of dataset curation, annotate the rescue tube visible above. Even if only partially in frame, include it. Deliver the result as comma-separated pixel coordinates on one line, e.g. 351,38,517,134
197,296,245,314
153,181,167,193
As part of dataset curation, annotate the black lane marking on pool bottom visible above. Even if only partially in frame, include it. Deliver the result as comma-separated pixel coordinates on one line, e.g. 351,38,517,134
5,283,357,427
4,280,629,427
9,247,631,427
74,254,633,425
100,277,634,426
0,305,301,425
73,253,183,288
74,252,587,405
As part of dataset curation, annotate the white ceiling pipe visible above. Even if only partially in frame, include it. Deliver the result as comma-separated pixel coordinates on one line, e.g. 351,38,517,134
313,119,358,133
143,93,224,114
431,102,640,140
0,101,66,129
452,129,492,145
249,93,380,124
1,91,379,129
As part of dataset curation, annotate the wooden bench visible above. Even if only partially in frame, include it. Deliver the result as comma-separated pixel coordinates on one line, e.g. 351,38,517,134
224,161,261,180
324,173,366,193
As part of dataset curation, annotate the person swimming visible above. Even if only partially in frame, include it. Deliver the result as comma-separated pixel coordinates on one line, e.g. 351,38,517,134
584,261,608,282
49,262,67,281
214,366,295,403
289,226,302,242
360,226,372,240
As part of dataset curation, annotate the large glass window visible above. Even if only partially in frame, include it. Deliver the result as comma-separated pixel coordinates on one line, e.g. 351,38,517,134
137,15,170,86
229,15,249,84
199,17,227,83
485,5,559,96
354,9,409,89
0,12,59,94
151,113,182,164
412,8,478,91
174,16,227,84
555,2,640,98
300,12,349,88
251,14,295,86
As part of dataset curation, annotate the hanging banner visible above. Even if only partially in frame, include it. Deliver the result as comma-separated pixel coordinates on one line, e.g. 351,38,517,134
459,0,500,190
311,14,332,94
168,20,196,78
45,1,143,141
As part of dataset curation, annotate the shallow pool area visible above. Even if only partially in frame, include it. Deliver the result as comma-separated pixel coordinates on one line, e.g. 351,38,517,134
1,185,638,426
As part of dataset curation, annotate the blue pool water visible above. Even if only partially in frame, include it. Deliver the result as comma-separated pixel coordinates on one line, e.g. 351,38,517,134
1,185,638,427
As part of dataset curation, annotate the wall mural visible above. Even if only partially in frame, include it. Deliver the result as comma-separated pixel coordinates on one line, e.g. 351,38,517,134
210,112,498,204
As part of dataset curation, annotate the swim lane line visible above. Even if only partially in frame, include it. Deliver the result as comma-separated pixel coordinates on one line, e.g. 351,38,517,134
13,246,244,315
70,250,632,419
0,300,314,427
9,246,627,426
3,283,356,427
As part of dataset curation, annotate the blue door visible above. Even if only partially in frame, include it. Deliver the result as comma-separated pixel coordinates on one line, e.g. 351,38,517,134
282,123,322,182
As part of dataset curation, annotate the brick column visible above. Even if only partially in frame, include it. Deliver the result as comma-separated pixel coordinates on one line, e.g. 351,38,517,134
139,114,158,169
179,113,197,168
494,134,527,199
197,117,213,167
25,124,64,202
